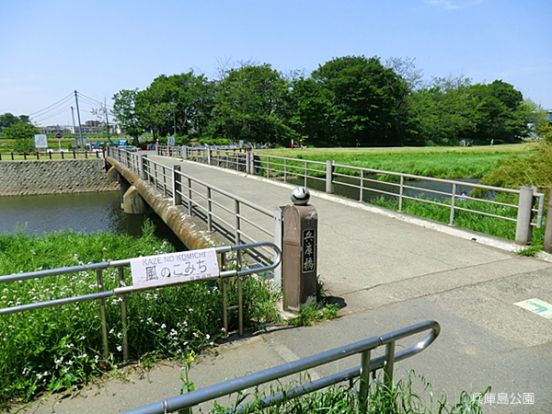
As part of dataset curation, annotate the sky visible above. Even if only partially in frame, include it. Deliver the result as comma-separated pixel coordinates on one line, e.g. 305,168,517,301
0,0,551,126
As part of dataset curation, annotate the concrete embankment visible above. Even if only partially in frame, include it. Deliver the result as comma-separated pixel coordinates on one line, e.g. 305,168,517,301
0,159,118,196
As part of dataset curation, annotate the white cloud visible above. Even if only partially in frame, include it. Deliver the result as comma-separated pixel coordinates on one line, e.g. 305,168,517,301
424,0,483,10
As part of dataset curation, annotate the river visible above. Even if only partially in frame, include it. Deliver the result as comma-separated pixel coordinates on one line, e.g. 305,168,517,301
0,191,185,248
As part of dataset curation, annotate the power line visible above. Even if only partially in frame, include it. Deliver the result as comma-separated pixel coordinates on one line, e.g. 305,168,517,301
28,93,73,117
31,106,72,124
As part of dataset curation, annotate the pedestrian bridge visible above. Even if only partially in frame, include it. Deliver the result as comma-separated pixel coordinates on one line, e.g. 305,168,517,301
106,147,546,310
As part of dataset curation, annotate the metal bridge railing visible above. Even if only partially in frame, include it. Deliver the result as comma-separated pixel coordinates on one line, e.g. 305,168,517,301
123,320,440,414
253,155,545,230
107,147,281,269
0,242,280,360
113,146,545,243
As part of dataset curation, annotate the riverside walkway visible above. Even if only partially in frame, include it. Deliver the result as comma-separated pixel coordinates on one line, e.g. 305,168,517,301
27,152,552,413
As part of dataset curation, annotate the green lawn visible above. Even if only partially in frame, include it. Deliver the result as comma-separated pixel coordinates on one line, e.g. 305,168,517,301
258,143,537,179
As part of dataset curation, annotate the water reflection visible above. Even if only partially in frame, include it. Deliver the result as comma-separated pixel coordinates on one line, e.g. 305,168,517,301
0,192,184,249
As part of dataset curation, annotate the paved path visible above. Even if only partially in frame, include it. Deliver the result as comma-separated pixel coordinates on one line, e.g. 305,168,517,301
24,155,552,413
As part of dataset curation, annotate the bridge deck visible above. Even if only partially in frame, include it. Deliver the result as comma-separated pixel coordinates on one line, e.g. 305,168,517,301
148,154,547,311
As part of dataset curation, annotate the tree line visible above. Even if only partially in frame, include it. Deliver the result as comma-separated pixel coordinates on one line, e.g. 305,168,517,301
1,55,545,148
113,56,544,147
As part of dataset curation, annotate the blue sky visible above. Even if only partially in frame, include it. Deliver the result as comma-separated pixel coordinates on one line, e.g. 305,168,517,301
0,0,550,125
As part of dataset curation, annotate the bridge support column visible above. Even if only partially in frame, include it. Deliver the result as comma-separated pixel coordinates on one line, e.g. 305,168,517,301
282,188,318,311
515,186,534,245
544,189,552,253
122,185,146,214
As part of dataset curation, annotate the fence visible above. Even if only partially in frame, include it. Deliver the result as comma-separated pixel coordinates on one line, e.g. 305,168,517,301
123,319,440,414
0,242,280,361
155,146,544,244
109,147,281,265
0,150,103,161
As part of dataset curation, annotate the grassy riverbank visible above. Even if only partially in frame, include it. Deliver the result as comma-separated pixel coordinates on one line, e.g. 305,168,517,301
258,143,536,179
0,226,279,406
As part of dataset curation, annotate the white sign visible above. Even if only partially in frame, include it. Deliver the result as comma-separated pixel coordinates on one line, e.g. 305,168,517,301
167,136,176,146
34,134,48,149
130,248,220,289
514,298,552,319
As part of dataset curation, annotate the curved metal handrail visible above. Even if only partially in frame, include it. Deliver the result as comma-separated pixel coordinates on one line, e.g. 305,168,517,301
123,320,440,414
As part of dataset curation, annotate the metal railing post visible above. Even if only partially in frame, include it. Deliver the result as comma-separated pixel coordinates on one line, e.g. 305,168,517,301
207,187,213,231
515,186,534,245
303,160,307,187
187,177,193,215
117,266,129,362
384,341,395,390
283,159,287,183
398,175,404,212
234,200,244,335
245,151,252,174
545,190,552,253
449,183,457,225
359,170,364,202
162,166,168,196
207,147,212,165
325,160,334,194
173,165,182,206
266,157,270,179
221,253,228,335
140,154,148,180
358,350,371,414
96,269,109,358
182,145,188,161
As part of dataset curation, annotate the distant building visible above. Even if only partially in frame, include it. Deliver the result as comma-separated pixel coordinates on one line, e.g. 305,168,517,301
39,121,120,135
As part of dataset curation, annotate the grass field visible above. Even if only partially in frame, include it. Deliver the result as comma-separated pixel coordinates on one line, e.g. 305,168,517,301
258,143,537,179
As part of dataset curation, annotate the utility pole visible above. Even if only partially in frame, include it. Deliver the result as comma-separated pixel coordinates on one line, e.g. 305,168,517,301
71,106,77,148
104,97,110,140
74,90,84,149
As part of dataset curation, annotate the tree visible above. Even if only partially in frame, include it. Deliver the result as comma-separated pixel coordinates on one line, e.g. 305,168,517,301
209,64,296,144
113,89,145,144
4,122,37,140
308,56,410,147
289,78,338,147
0,113,30,131
469,80,527,144
136,72,214,140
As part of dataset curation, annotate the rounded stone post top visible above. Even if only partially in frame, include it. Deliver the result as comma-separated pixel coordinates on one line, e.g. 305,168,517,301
290,187,310,206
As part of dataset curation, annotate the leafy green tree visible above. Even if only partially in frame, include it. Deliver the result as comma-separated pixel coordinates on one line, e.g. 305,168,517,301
289,78,338,147
468,80,527,144
0,113,31,132
137,72,214,140
307,56,410,147
406,83,477,146
4,122,37,140
113,89,145,145
208,64,297,144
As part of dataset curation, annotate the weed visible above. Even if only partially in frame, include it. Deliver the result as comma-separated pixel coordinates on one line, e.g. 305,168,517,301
0,227,280,406
517,244,543,257
213,370,488,413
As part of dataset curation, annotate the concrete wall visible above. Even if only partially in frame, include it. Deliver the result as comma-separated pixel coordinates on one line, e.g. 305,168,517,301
0,159,118,196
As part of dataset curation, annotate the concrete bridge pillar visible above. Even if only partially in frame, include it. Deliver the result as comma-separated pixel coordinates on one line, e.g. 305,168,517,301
122,185,146,214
